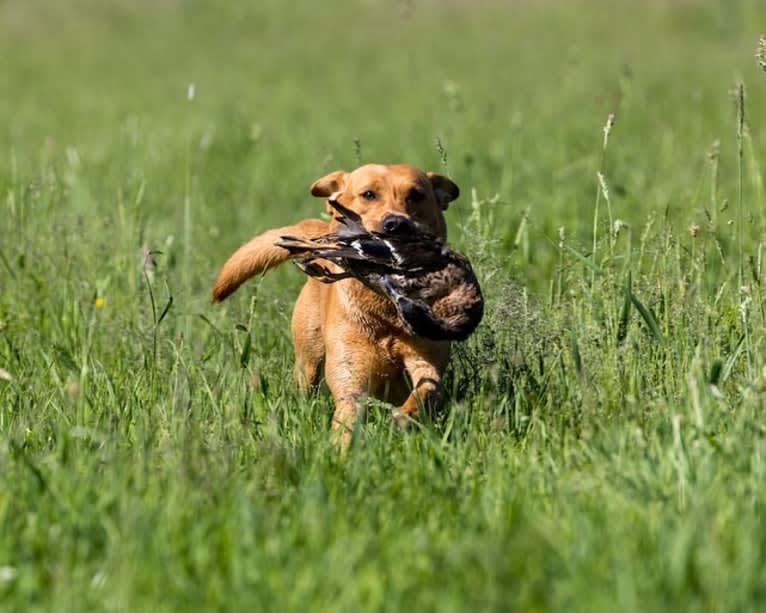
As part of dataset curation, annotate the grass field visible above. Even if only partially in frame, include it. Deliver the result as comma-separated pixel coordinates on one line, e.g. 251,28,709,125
2,1,766,610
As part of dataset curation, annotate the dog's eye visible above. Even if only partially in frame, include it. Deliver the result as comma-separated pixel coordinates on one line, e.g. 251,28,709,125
407,188,425,204
361,190,377,201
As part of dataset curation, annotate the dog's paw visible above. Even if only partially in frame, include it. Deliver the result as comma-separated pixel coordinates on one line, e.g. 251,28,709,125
391,409,417,430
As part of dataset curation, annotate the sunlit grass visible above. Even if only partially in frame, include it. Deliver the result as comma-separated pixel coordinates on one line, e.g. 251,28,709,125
1,1,766,611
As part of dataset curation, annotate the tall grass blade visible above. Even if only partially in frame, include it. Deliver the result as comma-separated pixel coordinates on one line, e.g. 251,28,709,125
617,271,632,344
630,291,664,343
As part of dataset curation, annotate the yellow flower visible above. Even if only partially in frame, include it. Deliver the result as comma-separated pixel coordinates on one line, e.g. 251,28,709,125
95,297,105,308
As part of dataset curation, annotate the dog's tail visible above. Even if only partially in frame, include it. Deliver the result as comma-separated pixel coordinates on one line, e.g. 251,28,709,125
212,218,330,302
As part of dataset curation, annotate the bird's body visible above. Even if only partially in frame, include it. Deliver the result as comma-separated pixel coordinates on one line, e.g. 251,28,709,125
276,200,483,341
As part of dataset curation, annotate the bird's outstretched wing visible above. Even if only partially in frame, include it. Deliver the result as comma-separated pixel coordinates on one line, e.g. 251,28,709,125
274,235,333,255
277,233,399,269
294,259,354,282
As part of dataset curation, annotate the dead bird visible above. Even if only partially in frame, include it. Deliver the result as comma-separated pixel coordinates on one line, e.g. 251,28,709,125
276,199,484,342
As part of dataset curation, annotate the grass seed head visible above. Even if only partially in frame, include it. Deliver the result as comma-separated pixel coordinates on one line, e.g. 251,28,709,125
689,223,700,238
707,139,720,162
597,171,610,202
602,112,615,149
732,82,745,143
757,35,766,72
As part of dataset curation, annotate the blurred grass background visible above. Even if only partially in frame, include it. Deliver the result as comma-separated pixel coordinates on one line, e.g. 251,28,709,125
2,1,766,611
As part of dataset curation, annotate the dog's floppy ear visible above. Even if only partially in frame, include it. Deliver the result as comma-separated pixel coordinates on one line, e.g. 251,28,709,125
427,172,460,210
310,170,348,198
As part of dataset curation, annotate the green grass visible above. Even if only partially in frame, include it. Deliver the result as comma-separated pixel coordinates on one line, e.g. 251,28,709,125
2,0,766,610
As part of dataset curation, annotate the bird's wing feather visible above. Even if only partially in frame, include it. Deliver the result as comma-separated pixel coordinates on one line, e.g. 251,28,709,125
327,199,367,235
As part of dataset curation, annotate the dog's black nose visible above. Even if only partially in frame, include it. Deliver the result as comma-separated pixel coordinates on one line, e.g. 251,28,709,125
382,215,416,235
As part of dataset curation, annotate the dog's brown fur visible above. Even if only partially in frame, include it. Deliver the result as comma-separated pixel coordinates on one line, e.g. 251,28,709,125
212,164,460,446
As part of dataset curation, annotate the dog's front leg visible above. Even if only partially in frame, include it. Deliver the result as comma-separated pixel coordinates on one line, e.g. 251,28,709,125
393,348,450,428
330,395,368,450
324,341,382,450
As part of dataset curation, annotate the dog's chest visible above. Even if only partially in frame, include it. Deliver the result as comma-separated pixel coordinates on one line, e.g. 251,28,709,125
339,280,401,331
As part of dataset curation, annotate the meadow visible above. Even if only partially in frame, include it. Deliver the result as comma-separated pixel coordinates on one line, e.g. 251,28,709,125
2,0,766,610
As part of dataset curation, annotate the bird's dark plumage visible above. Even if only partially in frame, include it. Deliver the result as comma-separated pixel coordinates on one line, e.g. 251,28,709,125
275,200,483,341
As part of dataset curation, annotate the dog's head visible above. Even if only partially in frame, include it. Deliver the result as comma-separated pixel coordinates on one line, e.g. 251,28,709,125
310,164,459,239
